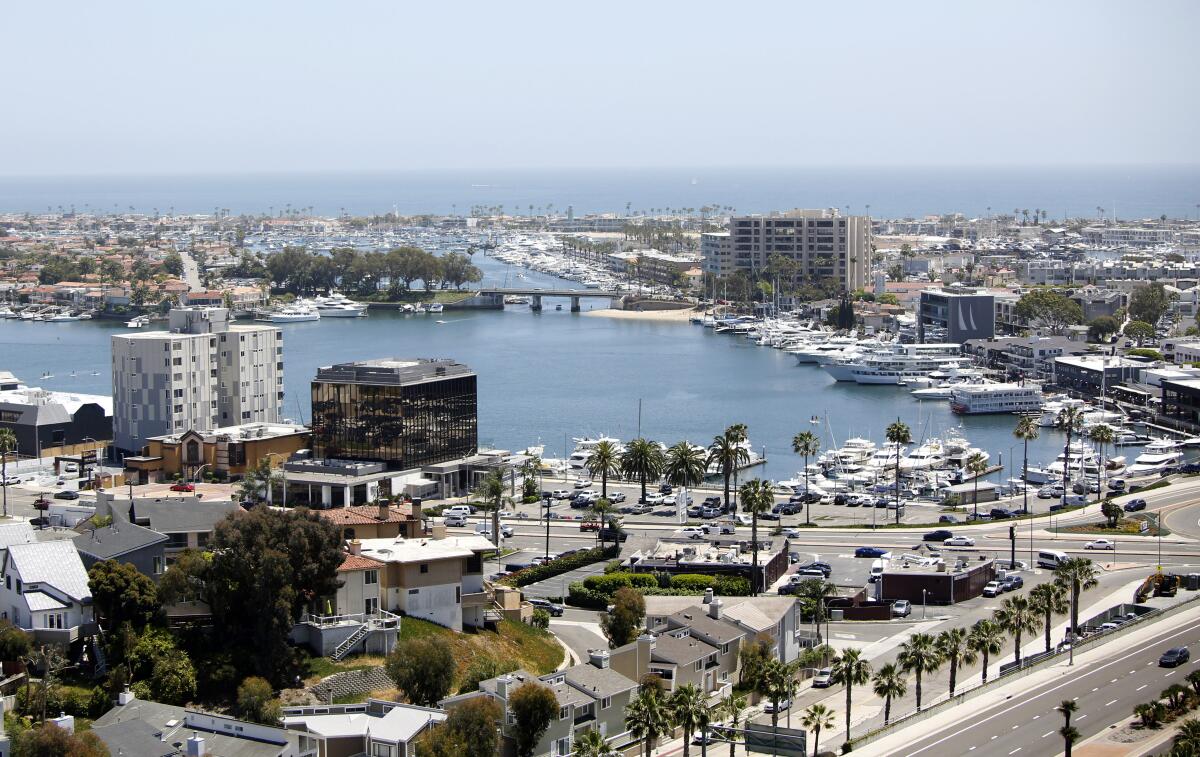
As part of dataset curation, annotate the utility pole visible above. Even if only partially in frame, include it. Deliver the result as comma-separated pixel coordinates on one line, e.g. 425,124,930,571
544,496,552,562
1009,525,1016,569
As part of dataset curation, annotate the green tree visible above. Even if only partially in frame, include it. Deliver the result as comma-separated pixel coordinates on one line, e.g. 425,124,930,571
791,431,820,524
967,619,1005,684
148,649,197,705
738,479,775,595
1128,283,1173,325
669,684,708,757
897,632,942,711
162,252,185,277
886,419,912,523
872,663,907,725
0,427,15,518
995,594,1038,666
621,438,665,504
718,693,747,757
443,697,503,757
1014,289,1084,334
13,724,109,757
1124,319,1155,345
878,292,900,305
88,560,159,630
831,647,872,742
1087,316,1119,342
600,587,645,648
794,579,838,642
800,703,835,757
237,676,282,725
585,440,622,500
0,620,31,662
1029,582,1068,654
1056,406,1086,512
1172,718,1200,756
460,655,518,695
965,451,989,518
156,548,210,605
627,684,671,757
473,468,508,552
935,627,976,698
510,681,560,757
1059,699,1079,757
385,636,455,706
1055,557,1100,637
707,430,749,512
573,728,619,757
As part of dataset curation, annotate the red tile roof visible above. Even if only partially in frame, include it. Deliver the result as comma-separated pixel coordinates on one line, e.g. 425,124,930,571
317,504,415,526
338,553,386,572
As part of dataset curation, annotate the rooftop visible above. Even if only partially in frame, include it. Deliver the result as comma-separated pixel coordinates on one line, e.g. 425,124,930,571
7,540,91,601
73,521,168,560
93,698,296,757
357,534,494,564
148,422,309,444
314,358,474,386
283,701,445,743
317,503,415,527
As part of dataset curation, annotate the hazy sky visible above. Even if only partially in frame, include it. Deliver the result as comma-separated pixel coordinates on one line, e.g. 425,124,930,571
4,0,1197,175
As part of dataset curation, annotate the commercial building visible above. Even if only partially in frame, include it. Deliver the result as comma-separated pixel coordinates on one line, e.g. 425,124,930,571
700,232,733,276
717,209,871,292
629,538,789,595
112,307,283,455
1053,355,1146,396
918,287,995,343
0,377,112,459
310,358,477,469
1161,379,1200,426
122,421,310,484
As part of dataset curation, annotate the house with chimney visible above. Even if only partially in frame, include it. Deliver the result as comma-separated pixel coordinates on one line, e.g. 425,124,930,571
315,502,423,542
642,592,808,664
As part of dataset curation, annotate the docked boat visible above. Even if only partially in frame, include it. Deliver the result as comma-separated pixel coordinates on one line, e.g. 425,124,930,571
823,343,969,384
310,294,367,317
898,442,946,473
567,436,624,470
1126,439,1184,476
949,383,1044,415
268,305,320,323
428,303,444,313
125,315,151,328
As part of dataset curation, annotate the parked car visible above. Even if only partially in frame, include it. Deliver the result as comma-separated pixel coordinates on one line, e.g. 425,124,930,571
944,536,975,547
53,490,80,500
580,521,601,532
1072,480,1100,494
923,529,953,542
629,503,653,515
552,490,571,500
170,482,195,492
794,568,827,580
598,527,628,543
644,493,665,505
528,599,564,617
444,514,468,527
734,514,752,526
982,581,1004,597
762,697,792,713
1160,646,1190,667
1038,484,1064,499
811,668,833,688
1084,538,1115,550
574,479,591,489
475,523,514,538
1,475,21,486
1124,498,1148,512
989,508,1015,520
1182,463,1200,475
797,562,833,578
678,527,706,540
658,484,673,494
1001,575,1024,591
607,492,626,503
699,506,720,519
1107,478,1127,492
855,547,888,558
938,515,959,524
892,599,911,617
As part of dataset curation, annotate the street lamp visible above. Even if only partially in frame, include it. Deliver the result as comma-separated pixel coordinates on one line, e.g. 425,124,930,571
922,589,928,619
192,463,212,485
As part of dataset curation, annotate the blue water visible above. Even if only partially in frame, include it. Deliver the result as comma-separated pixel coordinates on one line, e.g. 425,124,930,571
1,166,1197,220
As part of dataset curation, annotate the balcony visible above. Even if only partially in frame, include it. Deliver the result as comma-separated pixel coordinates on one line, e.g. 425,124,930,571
301,610,400,630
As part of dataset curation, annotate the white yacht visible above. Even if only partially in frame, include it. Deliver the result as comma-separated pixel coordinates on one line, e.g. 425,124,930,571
428,303,444,313
864,442,907,472
823,344,969,384
1126,439,1184,476
269,305,320,323
822,437,877,467
899,442,946,472
310,293,367,317
568,436,623,470
949,383,1044,415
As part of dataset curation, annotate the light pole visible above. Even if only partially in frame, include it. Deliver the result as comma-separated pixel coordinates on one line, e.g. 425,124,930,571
922,589,928,619
543,497,552,562
192,463,212,485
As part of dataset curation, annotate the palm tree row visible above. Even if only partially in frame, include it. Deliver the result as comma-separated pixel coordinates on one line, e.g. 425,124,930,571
622,682,715,757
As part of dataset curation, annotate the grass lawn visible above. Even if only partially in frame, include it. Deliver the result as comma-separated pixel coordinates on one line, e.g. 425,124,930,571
1057,513,1169,537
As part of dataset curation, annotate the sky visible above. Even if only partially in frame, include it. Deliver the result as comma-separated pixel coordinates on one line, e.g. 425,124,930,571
3,0,1198,176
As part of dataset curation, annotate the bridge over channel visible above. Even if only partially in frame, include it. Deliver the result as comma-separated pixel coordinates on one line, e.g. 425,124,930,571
476,287,625,312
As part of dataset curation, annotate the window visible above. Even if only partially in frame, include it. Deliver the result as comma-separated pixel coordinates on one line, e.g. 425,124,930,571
695,660,703,672
365,597,379,615
559,706,569,721
721,643,730,655
197,533,209,548
364,570,378,585
153,556,164,575
165,533,189,549
370,743,394,757
555,737,571,756
456,586,461,603
420,563,429,574
601,696,611,710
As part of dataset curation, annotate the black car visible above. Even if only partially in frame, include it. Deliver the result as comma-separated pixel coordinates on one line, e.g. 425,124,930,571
938,515,959,524
1124,498,1148,512
659,484,673,494
855,547,888,558
598,527,628,542
53,490,80,500
1182,463,1200,474
759,512,780,521
703,496,722,507
528,599,564,617
796,562,832,577
989,508,1015,520
1001,575,1024,591
1160,646,1190,667
923,529,953,542
773,503,800,515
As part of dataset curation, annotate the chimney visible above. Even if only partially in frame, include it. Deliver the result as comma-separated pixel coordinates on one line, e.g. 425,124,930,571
708,598,723,620
588,649,610,669
378,501,390,521
118,687,134,706
702,588,714,605
636,633,655,678
186,735,207,757
496,673,512,699
348,540,361,556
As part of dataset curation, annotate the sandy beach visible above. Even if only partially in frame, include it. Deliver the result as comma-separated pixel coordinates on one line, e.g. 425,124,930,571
582,307,697,322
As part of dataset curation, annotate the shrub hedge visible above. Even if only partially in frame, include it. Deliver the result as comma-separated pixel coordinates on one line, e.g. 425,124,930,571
501,545,619,588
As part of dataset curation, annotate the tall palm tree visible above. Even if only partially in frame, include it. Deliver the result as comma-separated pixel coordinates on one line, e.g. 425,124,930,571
585,440,621,500
1055,557,1100,638
795,579,838,642
621,438,665,505
668,684,708,757
965,451,989,519
739,479,775,595
573,728,618,757
872,663,907,725
1172,718,1200,755
1061,725,1080,757
830,647,872,742
626,687,670,757
1089,424,1115,499
664,441,707,510
1058,699,1079,757
801,704,834,757
897,632,942,710
474,468,508,551
762,658,799,730
717,693,747,757
885,419,912,524
1056,406,1086,511
995,594,1038,666
967,619,1005,684
0,427,16,518
791,431,820,525
1012,417,1039,520
1029,582,1069,654
935,627,977,697
707,430,749,512
589,500,617,549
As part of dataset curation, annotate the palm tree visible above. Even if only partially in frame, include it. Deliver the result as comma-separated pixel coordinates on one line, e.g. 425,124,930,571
935,627,977,697
717,693,747,757
762,659,799,730
669,684,708,757
739,479,775,595
897,632,942,710
1029,582,1069,654
474,468,508,552
621,438,665,505
664,441,707,507
791,431,820,525
573,728,618,757
585,440,621,500
0,427,16,518
885,419,912,524
965,451,988,518
995,594,1038,666
801,704,835,757
967,619,1005,684
1058,699,1078,757
1055,557,1100,638
794,579,838,642
626,687,670,757
1061,725,1080,757
831,647,872,742
872,663,907,725
1056,406,1086,510
1172,718,1200,755
1012,417,1039,520
1089,424,1115,499
707,429,749,512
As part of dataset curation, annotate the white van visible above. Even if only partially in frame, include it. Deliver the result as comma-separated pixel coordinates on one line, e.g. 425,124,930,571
444,513,468,527
869,559,886,583
444,505,473,517
1037,549,1069,569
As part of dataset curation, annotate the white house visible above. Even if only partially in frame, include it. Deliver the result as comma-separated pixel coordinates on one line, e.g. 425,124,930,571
0,540,93,643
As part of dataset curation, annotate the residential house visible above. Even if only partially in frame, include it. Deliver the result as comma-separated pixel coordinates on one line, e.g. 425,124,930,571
73,520,168,578
642,593,809,664
94,490,242,556
0,540,94,644
316,502,423,542
291,550,398,659
282,699,445,757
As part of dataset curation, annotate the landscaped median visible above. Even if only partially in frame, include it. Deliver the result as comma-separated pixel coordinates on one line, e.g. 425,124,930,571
566,569,750,609
497,545,619,588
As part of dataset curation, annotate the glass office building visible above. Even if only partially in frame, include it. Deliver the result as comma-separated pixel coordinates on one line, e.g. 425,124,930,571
310,359,477,469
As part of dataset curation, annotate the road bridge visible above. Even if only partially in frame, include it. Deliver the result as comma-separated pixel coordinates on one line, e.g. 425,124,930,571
476,287,625,312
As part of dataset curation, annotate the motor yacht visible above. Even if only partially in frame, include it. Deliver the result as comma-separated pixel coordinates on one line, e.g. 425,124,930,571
268,305,320,323
1126,439,1184,476
309,293,367,317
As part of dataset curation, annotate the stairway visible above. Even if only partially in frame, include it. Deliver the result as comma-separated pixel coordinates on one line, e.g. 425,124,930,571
331,623,369,661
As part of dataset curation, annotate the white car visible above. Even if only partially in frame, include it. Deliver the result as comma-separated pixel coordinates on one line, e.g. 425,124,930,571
784,527,802,538
734,514,752,526
574,479,591,489
553,490,571,500
1085,539,1115,550
645,493,665,505
0,475,20,486
678,527,706,539
943,536,975,547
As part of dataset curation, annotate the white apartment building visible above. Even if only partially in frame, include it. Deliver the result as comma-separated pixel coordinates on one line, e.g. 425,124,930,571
712,209,871,291
112,307,283,455
700,231,732,276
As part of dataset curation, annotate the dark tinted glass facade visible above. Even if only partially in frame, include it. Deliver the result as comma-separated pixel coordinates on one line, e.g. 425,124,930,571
311,374,477,468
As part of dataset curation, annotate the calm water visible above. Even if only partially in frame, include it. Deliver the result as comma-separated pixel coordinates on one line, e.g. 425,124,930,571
2,166,1197,220
1,282,1074,481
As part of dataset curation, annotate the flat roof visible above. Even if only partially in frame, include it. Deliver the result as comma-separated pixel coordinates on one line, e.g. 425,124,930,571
314,358,474,386
148,422,309,444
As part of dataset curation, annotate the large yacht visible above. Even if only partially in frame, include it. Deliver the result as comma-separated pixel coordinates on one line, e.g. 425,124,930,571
567,436,624,470
269,304,320,323
899,441,947,472
310,293,367,317
823,343,969,384
949,383,1044,415
1126,439,1184,476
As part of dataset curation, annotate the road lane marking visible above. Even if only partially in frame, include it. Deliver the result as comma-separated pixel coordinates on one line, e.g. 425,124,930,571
1032,715,1039,720
1137,685,1148,691
991,735,997,740
1011,725,1019,730
1078,714,1088,720
1091,687,1099,692
1111,678,1118,683
1105,699,1118,706
1167,672,1176,677
1009,749,1021,755
1042,731,1054,738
